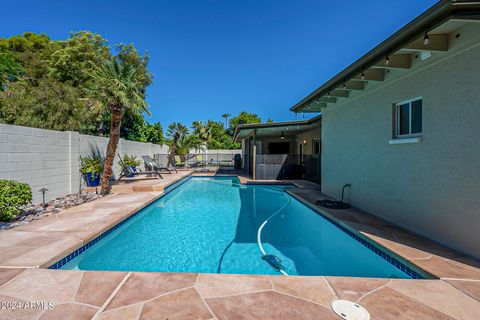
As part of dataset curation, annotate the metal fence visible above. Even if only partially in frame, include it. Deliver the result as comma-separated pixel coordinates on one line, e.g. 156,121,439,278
148,152,320,184
153,153,246,173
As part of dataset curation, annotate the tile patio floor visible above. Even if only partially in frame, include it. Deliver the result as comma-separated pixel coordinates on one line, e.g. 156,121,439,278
0,172,479,319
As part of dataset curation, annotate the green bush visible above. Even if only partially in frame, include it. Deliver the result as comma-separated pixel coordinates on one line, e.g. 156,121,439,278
118,154,141,170
0,180,32,221
79,154,105,181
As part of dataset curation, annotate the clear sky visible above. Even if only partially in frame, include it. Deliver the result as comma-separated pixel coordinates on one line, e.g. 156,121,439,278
1,0,438,127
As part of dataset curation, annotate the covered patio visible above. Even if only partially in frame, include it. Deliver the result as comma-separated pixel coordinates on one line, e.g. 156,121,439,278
234,116,321,184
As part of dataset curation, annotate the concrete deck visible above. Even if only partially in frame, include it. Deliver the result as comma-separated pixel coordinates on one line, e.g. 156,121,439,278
0,174,479,319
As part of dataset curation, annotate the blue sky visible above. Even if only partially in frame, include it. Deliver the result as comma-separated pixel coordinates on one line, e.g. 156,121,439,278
1,0,437,127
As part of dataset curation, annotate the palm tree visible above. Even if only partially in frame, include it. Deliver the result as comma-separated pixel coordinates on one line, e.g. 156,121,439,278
176,134,203,156
85,57,149,195
192,121,212,143
166,122,188,166
221,113,231,128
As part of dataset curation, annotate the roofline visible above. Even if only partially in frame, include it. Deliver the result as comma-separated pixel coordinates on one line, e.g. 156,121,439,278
290,0,480,112
233,114,321,141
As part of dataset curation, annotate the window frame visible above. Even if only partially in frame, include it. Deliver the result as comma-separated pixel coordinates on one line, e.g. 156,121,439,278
394,97,423,139
312,138,321,154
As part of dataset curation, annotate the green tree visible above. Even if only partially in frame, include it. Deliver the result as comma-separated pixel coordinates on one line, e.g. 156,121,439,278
192,120,212,144
229,111,261,129
0,49,23,88
166,122,188,166
139,121,164,145
84,55,151,195
175,134,203,156
48,31,110,86
204,120,240,149
0,78,93,131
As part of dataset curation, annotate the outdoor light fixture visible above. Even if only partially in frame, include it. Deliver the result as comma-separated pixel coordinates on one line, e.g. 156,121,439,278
303,139,308,145
423,32,430,45
280,131,285,139
385,56,390,65
39,188,48,207
361,71,365,80
327,91,331,97
343,82,347,89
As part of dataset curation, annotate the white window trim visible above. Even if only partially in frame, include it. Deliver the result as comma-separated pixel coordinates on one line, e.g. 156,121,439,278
393,96,423,140
389,136,422,145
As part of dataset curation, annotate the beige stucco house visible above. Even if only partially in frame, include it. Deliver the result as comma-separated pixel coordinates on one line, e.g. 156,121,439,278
289,0,480,259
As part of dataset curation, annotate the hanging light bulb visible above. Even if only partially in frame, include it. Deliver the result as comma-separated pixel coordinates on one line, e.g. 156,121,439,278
280,131,285,139
327,91,331,97
423,32,430,45
385,56,390,65
361,71,365,80
343,82,347,89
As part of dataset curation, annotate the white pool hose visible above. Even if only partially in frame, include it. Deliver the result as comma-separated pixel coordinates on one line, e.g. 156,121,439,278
256,189,291,275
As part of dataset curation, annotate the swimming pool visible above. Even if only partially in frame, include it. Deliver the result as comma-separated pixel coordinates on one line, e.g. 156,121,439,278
57,177,428,278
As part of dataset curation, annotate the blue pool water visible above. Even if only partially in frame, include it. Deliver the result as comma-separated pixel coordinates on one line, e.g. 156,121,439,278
60,177,426,278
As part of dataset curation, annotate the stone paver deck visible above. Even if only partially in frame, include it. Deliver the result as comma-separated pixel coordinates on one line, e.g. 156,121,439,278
0,173,479,319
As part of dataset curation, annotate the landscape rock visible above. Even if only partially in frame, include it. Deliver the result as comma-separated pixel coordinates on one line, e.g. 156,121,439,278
0,192,103,230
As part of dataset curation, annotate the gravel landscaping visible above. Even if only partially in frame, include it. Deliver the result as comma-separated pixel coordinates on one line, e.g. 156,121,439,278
0,192,103,230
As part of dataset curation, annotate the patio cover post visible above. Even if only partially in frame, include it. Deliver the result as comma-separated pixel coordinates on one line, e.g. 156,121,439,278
253,144,256,180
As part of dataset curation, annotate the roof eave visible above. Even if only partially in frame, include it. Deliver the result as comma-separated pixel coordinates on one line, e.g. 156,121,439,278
233,114,321,141
291,0,480,112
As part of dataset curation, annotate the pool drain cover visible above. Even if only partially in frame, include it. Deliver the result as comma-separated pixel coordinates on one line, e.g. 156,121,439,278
331,300,370,320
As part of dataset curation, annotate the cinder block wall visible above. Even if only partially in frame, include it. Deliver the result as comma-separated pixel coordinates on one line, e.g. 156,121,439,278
0,124,168,203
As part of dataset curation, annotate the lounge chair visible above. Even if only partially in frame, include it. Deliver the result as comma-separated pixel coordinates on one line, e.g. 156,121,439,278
174,155,187,168
191,154,206,167
142,155,178,174
117,154,163,180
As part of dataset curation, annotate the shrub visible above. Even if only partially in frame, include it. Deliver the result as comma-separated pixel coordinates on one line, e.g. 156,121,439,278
0,180,32,221
79,154,105,181
118,154,141,170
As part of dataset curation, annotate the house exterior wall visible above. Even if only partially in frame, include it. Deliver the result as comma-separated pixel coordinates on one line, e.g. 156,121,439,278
321,41,480,259
294,126,321,155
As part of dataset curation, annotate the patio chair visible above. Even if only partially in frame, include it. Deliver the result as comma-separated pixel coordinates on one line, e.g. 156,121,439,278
117,154,163,180
174,155,187,168
142,155,178,174
191,154,206,167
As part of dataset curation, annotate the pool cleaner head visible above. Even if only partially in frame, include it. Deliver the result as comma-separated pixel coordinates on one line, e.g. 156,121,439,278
262,254,285,272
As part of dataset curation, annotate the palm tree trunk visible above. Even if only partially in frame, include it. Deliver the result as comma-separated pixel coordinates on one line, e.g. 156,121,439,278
167,137,178,167
100,106,123,195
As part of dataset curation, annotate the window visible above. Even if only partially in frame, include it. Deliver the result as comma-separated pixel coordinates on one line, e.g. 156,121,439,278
268,142,290,154
313,139,321,154
394,98,422,138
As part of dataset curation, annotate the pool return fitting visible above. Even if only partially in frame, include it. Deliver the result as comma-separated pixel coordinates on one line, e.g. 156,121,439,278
256,189,291,275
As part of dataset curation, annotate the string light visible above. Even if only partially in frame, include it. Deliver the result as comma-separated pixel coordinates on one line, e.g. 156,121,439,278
423,32,430,45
